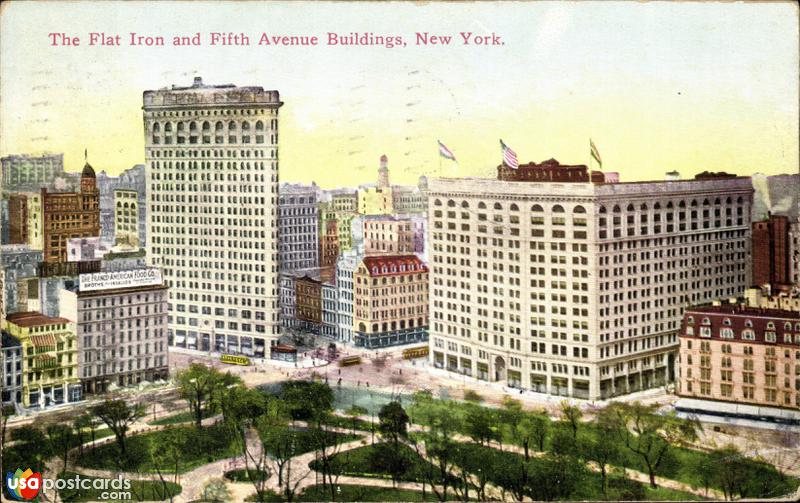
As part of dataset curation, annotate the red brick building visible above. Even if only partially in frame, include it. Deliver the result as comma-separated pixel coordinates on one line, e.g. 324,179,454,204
295,275,322,332
7,194,28,244
41,161,100,263
752,214,790,286
497,158,605,183
678,304,800,410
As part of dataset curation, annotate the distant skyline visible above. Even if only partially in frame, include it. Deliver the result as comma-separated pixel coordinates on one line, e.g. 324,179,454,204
1,1,798,187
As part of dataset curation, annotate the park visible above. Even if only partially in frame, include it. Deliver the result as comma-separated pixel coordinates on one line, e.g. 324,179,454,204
2,363,797,502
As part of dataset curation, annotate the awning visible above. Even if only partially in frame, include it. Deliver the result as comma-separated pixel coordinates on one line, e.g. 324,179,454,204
30,334,57,348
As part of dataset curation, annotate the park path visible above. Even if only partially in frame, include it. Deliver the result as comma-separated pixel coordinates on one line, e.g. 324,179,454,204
59,409,729,502
347,413,725,500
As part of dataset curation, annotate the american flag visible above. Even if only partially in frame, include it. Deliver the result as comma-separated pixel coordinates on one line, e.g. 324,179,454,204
500,139,518,169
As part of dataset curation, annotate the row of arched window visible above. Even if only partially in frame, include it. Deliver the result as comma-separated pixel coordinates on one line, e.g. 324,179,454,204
152,120,269,133
688,315,800,332
433,197,746,213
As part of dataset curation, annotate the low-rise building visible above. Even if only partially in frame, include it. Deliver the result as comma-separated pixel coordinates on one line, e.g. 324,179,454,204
322,282,338,338
745,285,800,313
678,303,800,411
1,330,23,406
2,311,81,409
279,273,299,330
353,254,429,348
295,275,322,334
1,245,42,315
364,216,415,255
59,268,169,394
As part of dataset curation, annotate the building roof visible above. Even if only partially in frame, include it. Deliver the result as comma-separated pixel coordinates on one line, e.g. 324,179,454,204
685,304,800,320
82,162,96,179
361,255,428,277
5,311,71,328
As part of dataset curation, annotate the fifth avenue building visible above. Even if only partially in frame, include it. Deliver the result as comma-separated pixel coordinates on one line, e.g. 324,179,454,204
143,77,282,357
427,160,753,400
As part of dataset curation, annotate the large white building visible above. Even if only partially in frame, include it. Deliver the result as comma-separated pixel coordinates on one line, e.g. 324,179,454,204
336,250,362,344
427,162,753,400
143,77,282,357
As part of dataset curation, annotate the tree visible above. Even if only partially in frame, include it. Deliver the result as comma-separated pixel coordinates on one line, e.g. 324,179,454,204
581,433,619,495
560,402,583,440
91,399,145,456
177,363,241,427
526,454,586,501
605,402,700,488
45,424,76,474
378,401,410,487
345,404,367,435
465,404,499,447
550,425,577,457
149,427,186,502
412,401,461,502
499,399,550,459
279,380,334,422
258,405,309,503
221,385,269,434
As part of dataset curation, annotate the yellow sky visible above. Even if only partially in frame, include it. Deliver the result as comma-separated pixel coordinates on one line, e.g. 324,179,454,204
1,1,797,187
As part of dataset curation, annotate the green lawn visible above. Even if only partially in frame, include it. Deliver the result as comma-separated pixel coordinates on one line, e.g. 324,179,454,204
261,427,362,456
295,484,441,502
309,442,459,487
450,442,703,502
3,427,115,473
57,471,181,502
148,409,213,426
408,397,798,499
75,424,242,473
323,413,375,432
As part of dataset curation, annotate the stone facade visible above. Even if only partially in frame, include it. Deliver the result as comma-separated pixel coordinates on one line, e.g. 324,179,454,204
353,254,429,348
336,250,361,344
1,245,42,315
114,189,140,248
1,154,71,192
59,278,169,394
321,282,338,338
427,171,753,400
2,311,81,409
1,330,23,406
144,77,282,357
279,183,319,272
364,216,415,255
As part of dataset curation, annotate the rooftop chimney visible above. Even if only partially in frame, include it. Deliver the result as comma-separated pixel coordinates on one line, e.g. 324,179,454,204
193,76,203,87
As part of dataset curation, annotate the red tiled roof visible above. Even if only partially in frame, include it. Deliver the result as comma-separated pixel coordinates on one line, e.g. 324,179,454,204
5,311,70,328
361,255,428,277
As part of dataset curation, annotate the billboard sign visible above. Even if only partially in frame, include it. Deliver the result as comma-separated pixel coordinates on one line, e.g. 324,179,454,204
79,268,163,292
